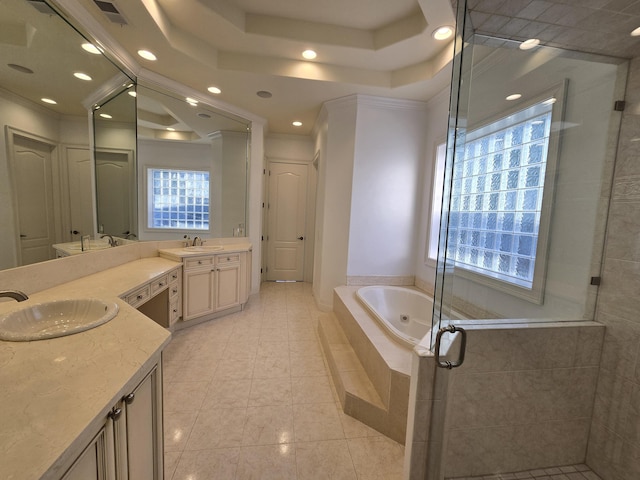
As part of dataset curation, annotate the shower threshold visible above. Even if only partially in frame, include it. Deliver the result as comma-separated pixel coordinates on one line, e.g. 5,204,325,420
447,463,602,480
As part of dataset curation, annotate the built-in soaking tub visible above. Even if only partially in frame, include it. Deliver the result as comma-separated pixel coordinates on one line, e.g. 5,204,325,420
356,285,432,347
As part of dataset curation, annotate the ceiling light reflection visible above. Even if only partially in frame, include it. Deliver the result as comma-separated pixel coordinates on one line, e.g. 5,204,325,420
137,49,157,61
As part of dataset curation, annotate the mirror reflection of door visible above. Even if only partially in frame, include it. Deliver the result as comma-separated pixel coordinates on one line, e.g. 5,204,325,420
66,147,94,239
266,162,308,281
95,150,135,236
10,134,57,265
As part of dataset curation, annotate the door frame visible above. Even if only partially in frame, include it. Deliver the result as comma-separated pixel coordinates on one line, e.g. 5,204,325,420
263,157,317,283
6,127,62,266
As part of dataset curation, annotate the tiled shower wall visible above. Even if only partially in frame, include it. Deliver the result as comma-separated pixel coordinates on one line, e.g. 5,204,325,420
441,323,604,478
587,56,640,480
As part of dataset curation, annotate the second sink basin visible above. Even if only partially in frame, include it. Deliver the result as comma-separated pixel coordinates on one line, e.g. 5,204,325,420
184,245,224,252
0,298,119,342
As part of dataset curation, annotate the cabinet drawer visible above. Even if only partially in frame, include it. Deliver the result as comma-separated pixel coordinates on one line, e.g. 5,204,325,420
170,298,181,324
216,254,240,265
125,285,151,307
169,282,180,300
150,275,168,295
169,269,181,283
185,256,214,269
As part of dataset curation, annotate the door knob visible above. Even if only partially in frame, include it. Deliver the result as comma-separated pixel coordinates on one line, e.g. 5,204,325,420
297,236,304,240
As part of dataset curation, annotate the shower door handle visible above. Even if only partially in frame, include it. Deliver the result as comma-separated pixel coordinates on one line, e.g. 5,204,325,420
434,324,467,369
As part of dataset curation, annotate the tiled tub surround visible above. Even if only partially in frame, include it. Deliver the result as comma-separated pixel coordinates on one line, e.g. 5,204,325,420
0,256,176,479
319,285,414,444
411,320,605,479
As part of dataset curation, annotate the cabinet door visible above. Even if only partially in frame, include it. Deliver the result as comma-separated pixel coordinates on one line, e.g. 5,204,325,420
123,366,162,480
215,263,241,311
62,425,113,480
184,267,215,320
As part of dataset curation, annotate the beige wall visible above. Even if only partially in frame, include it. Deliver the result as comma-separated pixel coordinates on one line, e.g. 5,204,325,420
587,56,640,480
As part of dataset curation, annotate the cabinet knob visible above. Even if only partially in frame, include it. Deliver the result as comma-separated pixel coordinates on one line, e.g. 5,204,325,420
137,294,143,300
172,288,178,294
159,282,165,286
124,392,135,405
108,407,122,421
198,260,202,265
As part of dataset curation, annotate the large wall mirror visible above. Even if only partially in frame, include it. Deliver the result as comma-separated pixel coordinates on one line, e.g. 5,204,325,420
0,0,134,269
0,0,251,271
133,84,250,241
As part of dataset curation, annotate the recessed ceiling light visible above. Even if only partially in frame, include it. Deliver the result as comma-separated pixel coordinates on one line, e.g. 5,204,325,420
166,127,175,131
506,93,522,101
99,113,112,119
186,97,198,106
198,112,212,118
292,121,302,127
632,27,640,37
41,98,57,105
128,91,137,97
81,43,102,54
207,86,222,94
432,26,453,40
542,97,557,105
257,90,273,98
7,64,33,74
73,72,92,81
519,38,540,50
302,49,317,60
137,49,157,61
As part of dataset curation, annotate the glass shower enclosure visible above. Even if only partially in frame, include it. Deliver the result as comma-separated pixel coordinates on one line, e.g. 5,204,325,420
428,0,628,478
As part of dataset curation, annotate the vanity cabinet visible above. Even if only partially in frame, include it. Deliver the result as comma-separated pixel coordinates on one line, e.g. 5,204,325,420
60,363,163,480
61,426,111,480
181,251,249,322
124,266,182,328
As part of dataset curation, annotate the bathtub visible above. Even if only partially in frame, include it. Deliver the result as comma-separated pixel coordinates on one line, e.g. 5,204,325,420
355,286,433,347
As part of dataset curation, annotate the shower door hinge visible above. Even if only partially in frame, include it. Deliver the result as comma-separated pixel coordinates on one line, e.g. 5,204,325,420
590,276,602,286
614,100,626,112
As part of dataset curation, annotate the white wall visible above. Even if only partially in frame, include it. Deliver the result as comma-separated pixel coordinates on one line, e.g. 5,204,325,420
312,95,431,309
312,97,358,309
347,97,429,277
415,88,451,292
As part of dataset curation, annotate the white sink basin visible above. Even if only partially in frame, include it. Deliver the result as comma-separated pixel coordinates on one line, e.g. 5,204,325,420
184,245,224,252
0,298,119,341
66,241,111,251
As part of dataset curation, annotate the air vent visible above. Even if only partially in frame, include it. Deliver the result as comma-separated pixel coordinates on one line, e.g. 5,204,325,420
92,0,128,25
26,0,56,15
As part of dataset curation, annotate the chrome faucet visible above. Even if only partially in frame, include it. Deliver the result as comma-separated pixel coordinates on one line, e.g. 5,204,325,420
100,234,117,247
0,290,29,302
192,236,203,246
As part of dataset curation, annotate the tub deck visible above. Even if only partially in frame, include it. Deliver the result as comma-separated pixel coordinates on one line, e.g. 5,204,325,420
318,285,418,444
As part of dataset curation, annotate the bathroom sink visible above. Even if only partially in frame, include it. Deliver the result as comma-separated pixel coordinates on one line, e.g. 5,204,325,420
66,241,111,251
0,298,119,341
184,245,224,252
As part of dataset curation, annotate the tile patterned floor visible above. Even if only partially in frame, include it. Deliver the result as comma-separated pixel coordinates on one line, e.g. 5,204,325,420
162,281,405,480
448,463,603,480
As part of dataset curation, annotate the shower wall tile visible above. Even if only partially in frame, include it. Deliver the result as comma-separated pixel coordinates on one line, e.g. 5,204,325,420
602,201,640,263
441,324,603,477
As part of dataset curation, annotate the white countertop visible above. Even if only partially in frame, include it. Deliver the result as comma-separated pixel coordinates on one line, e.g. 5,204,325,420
0,257,178,480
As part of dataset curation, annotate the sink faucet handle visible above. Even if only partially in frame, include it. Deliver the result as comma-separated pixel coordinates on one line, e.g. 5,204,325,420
0,290,29,302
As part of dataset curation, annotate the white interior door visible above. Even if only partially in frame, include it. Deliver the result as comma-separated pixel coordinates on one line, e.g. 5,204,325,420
95,151,133,236
66,147,94,239
266,162,308,281
11,135,56,265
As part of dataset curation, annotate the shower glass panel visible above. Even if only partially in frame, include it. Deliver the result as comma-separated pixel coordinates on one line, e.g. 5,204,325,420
429,0,628,478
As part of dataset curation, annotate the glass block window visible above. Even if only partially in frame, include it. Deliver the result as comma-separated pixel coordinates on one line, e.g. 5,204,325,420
447,101,553,289
148,168,210,230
